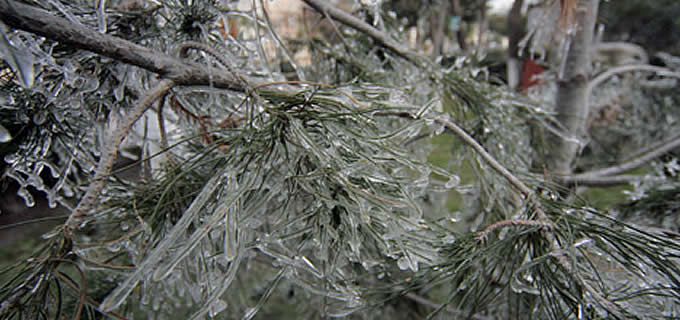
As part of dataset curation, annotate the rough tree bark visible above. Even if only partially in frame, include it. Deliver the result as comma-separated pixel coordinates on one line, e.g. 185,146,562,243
475,0,488,54
431,0,450,58
451,0,467,51
545,0,599,176
506,0,524,90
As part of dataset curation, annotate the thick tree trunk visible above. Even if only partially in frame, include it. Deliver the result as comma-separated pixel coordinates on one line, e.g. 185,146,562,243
451,0,467,51
506,0,524,90
545,0,599,176
431,0,450,58
475,0,488,54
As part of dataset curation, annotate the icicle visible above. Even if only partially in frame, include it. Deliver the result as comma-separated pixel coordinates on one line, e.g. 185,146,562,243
0,124,11,143
189,251,243,320
100,168,229,312
17,187,35,207
152,173,248,281
445,175,460,189
208,299,228,318
224,201,239,262
0,21,34,88
242,269,285,320
95,0,108,33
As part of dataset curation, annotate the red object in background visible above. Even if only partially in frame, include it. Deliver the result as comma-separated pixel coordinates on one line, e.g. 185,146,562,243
218,18,240,39
519,59,545,93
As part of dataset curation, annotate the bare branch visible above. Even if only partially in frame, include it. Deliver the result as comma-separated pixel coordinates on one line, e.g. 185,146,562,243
567,174,666,187
435,117,534,197
300,0,418,64
562,132,680,186
476,219,552,243
0,0,245,90
177,41,252,89
403,293,494,320
257,0,305,81
595,42,649,64
65,80,175,231
588,64,680,96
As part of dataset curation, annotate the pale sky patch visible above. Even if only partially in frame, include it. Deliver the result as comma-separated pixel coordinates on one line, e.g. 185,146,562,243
489,0,515,15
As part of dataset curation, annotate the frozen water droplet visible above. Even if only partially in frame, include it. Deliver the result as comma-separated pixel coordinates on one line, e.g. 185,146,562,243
17,187,35,207
42,228,61,239
242,307,256,320
33,112,47,125
209,299,228,318
0,22,34,88
114,82,125,102
62,185,74,197
397,256,410,270
445,175,460,189
96,0,107,33
46,191,58,208
107,242,122,253
4,153,19,164
0,124,11,143
152,296,162,311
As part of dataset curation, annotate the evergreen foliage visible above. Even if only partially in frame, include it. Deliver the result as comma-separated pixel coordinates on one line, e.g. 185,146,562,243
0,0,678,319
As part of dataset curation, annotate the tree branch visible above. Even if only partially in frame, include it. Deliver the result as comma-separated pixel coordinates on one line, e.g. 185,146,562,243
545,0,599,175
435,117,534,197
476,219,551,243
562,132,680,186
565,174,665,187
0,0,244,90
300,0,419,64
65,80,175,231
587,64,680,96
403,293,493,320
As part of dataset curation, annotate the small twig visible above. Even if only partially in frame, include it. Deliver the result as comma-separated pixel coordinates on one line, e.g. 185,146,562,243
320,6,353,53
156,93,170,152
50,259,87,320
252,80,332,90
435,116,534,197
65,80,175,232
476,219,552,243
249,0,274,79
562,132,680,185
301,0,418,64
403,292,494,320
53,268,129,320
177,41,251,89
564,174,665,187
374,110,541,210
588,64,680,97
257,0,305,81
397,115,605,311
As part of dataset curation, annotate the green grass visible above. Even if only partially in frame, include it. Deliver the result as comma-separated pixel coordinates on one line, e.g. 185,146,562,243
427,134,475,212
428,134,636,211
580,185,632,209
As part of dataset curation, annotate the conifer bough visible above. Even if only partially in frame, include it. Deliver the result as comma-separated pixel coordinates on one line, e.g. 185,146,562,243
0,0,244,91
0,0,538,227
